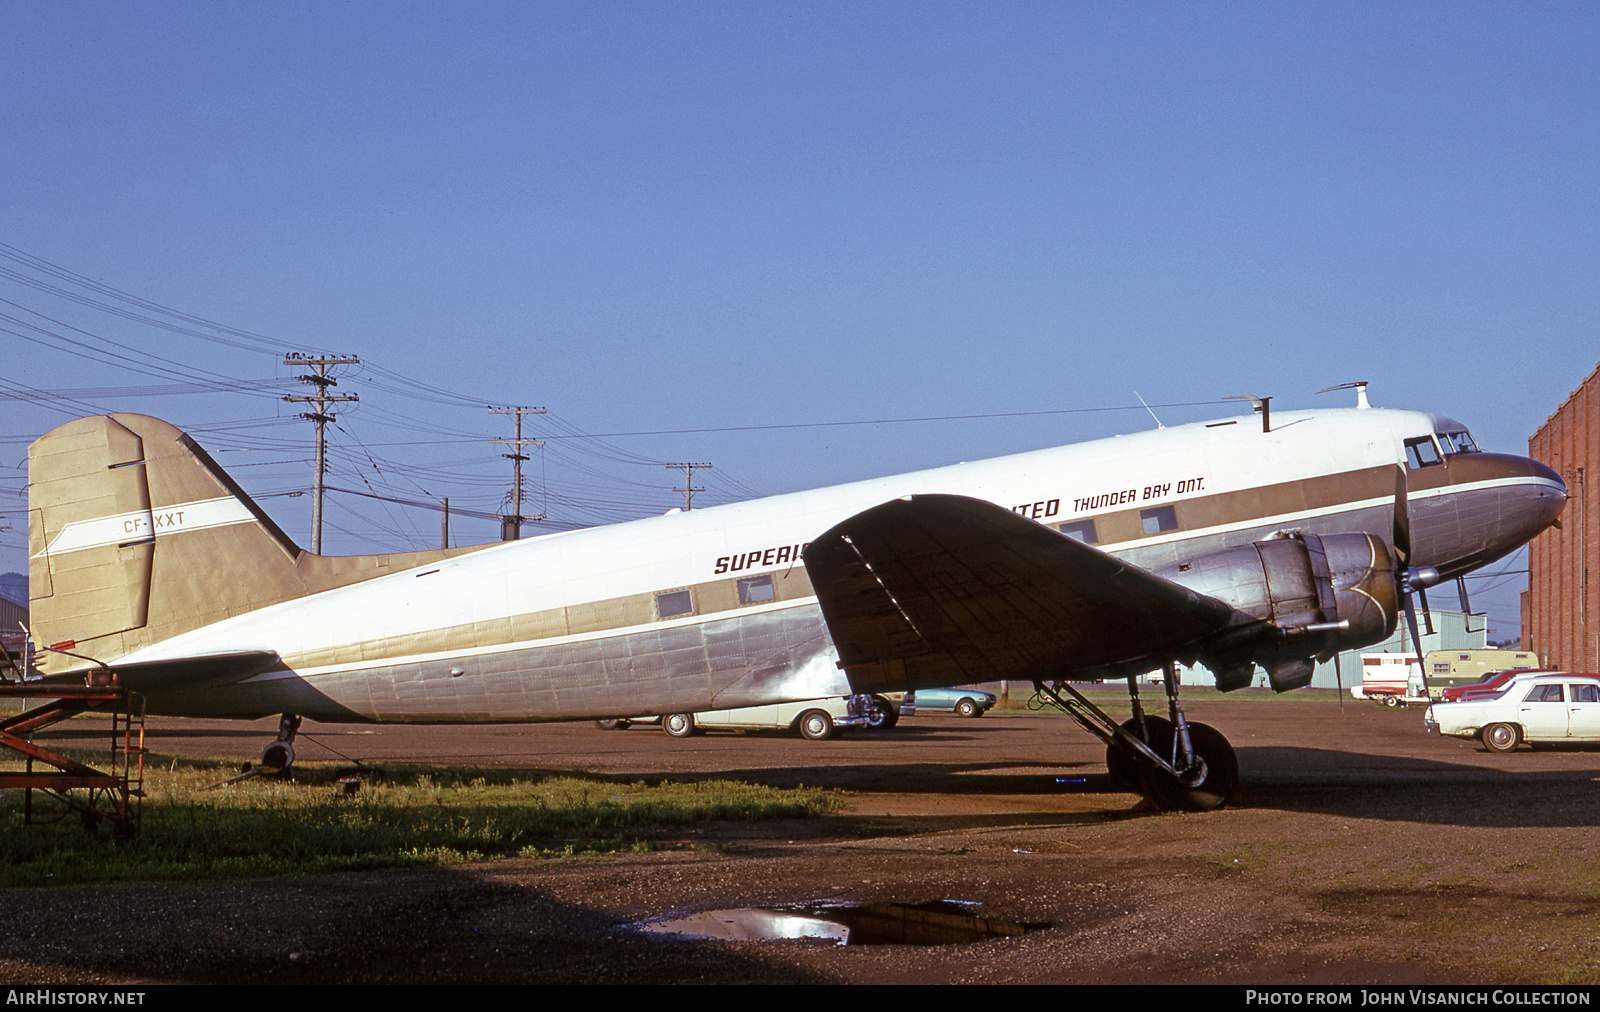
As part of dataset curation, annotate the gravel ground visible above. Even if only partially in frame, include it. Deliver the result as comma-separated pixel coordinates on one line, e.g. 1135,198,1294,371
6,692,1600,985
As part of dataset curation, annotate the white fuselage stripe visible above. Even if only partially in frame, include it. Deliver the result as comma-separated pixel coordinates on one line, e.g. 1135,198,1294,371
34,496,256,558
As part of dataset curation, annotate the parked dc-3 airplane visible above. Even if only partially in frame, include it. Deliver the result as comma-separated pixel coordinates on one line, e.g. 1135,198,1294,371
23,389,1565,810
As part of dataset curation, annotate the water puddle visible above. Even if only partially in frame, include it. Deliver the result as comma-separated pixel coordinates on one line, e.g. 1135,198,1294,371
637,900,1051,946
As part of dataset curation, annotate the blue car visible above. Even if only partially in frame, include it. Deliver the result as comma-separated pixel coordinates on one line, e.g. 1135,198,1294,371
896,686,999,718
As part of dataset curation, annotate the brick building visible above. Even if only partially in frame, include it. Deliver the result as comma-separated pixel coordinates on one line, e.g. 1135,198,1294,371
1525,363,1599,669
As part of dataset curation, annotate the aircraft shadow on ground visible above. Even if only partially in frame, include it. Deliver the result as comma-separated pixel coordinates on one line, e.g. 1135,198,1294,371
23,730,1599,831
1,864,840,985
586,746,1600,831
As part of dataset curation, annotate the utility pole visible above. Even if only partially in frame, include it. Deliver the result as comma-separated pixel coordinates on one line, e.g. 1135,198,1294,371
283,353,359,554
440,497,449,550
666,462,712,511
489,406,546,540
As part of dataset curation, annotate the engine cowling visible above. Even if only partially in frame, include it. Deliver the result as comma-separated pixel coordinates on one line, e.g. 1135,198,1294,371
1154,531,1401,692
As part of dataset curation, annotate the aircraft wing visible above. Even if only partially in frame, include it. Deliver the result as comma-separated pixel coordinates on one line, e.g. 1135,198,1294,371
802,494,1238,692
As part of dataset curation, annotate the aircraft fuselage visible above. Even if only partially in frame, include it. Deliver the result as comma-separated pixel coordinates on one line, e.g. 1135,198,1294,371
108,406,1566,722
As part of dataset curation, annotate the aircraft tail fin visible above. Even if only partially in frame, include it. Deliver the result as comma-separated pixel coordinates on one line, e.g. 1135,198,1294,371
27,414,483,673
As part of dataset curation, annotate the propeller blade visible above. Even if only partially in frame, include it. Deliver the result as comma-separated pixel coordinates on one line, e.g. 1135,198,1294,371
1402,587,1426,686
1392,464,1411,566
1418,585,1435,636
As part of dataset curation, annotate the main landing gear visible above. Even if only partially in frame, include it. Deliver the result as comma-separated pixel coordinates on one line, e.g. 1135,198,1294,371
1035,662,1239,812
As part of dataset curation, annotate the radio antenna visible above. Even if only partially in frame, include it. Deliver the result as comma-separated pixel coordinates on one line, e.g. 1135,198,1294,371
1134,391,1165,429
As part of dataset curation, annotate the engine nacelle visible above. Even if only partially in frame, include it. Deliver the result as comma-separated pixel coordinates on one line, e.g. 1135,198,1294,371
1154,531,1401,692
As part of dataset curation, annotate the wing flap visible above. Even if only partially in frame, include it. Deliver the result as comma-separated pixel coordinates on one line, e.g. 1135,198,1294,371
803,495,1236,691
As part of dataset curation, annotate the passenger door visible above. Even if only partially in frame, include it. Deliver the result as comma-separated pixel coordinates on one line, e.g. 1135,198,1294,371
1567,683,1600,741
1518,683,1569,741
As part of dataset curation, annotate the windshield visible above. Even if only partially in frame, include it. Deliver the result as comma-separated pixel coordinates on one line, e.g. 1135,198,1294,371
1437,429,1479,455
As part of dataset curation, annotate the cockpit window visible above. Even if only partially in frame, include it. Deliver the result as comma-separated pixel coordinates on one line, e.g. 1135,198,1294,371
1404,436,1443,469
1437,430,1479,455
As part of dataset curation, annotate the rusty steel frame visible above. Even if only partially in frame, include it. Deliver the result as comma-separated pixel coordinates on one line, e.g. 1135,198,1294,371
0,683,146,839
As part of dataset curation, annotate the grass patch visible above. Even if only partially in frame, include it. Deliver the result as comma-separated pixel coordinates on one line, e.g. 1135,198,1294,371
0,755,842,889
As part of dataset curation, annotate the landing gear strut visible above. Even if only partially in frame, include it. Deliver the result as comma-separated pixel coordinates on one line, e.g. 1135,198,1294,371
1035,663,1239,812
259,714,301,773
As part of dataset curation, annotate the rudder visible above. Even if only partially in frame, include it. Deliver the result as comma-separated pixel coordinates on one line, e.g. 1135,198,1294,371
28,413,486,674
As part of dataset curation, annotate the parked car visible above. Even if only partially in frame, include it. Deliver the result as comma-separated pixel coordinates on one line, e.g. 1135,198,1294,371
863,694,901,729
1439,668,1554,702
891,686,998,718
595,696,871,741
1425,672,1600,752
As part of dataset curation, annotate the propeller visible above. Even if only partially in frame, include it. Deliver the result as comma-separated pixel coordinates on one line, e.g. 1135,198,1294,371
1393,465,1443,691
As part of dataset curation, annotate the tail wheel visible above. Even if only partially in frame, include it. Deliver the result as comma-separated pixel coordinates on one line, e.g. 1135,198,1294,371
1135,721,1238,812
259,741,295,772
662,713,697,738
1106,716,1173,790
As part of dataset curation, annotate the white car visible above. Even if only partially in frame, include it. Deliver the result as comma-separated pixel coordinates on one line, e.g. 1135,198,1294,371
661,696,872,741
1424,672,1600,753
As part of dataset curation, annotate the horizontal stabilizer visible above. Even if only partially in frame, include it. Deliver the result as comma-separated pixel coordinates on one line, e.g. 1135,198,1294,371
35,650,281,692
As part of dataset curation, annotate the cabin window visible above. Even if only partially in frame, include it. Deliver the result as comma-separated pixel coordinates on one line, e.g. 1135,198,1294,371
1139,505,1177,536
1058,519,1098,544
737,574,776,605
1437,430,1479,455
1523,684,1564,703
655,589,695,620
1432,662,1451,674
1404,436,1443,469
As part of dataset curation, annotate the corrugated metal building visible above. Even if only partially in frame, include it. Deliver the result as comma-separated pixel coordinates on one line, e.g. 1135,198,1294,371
1526,362,1599,670
0,574,27,676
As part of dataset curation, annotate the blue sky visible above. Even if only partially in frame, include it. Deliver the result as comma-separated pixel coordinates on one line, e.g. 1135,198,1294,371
3,2,1597,639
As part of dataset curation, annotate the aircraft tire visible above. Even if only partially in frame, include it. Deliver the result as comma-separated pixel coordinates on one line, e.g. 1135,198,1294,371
1136,721,1238,812
1106,716,1172,790
662,713,697,738
259,741,295,772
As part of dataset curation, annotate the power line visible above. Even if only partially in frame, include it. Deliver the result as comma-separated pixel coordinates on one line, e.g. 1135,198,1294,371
665,462,712,511
283,354,360,554
488,406,547,541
